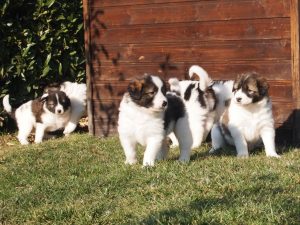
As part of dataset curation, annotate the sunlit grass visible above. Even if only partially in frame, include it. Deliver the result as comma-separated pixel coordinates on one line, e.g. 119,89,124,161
0,133,299,224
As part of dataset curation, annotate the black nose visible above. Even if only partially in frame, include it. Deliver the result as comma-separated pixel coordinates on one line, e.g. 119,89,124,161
162,101,168,107
236,97,242,103
57,109,62,113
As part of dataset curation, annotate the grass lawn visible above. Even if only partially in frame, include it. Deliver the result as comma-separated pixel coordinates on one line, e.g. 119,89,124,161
0,133,299,224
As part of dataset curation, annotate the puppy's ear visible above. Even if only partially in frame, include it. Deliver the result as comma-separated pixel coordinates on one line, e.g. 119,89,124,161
233,74,242,92
128,78,144,100
257,77,269,95
40,93,49,102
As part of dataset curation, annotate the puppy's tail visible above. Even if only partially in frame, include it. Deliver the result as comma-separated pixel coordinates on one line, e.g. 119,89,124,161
3,95,16,119
189,65,213,91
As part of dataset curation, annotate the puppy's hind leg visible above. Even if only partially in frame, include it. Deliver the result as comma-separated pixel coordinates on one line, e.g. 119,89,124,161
209,124,225,154
175,118,193,162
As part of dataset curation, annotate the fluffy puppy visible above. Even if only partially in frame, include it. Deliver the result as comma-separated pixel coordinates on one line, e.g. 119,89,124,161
44,81,87,135
168,65,217,148
118,74,192,166
3,91,71,145
209,72,280,158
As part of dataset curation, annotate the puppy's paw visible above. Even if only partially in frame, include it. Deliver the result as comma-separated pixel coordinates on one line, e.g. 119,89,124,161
266,153,281,158
178,156,190,163
64,133,71,137
142,160,155,167
125,158,138,165
19,140,29,145
237,153,249,158
209,148,216,154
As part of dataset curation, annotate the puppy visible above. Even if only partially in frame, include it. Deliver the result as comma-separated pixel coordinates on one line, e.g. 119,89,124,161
44,81,87,135
118,74,192,166
168,65,217,148
3,91,71,145
209,72,280,158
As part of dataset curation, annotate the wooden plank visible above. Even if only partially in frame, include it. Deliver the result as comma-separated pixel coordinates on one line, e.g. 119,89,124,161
92,60,292,81
82,0,95,135
93,0,290,26
92,18,291,44
92,40,291,65
91,0,210,7
291,0,300,144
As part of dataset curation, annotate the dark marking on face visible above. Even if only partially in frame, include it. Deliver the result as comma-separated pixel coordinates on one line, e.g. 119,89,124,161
232,72,269,103
128,75,166,108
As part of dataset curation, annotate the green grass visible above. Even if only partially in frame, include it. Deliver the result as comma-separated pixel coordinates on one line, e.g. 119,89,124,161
0,133,299,224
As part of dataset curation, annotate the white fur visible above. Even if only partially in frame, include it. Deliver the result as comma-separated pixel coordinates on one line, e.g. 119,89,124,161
210,92,280,158
189,65,213,91
59,81,87,135
118,76,192,166
211,80,234,121
3,95,12,113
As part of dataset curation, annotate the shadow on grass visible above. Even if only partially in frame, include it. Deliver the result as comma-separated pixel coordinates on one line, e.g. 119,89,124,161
140,187,300,224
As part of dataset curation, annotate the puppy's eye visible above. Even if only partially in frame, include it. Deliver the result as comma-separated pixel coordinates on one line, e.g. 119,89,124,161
146,91,156,95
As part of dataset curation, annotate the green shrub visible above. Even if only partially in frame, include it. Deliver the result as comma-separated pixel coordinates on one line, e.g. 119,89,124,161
0,0,85,129
0,0,85,99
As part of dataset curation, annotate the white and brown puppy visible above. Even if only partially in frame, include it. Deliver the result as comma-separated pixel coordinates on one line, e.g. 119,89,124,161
44,81,87,135
3,91,71,145
209,72,280,158
118,74,192,166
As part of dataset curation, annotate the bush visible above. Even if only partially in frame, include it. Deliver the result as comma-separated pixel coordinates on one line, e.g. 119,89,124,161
0,0,85,130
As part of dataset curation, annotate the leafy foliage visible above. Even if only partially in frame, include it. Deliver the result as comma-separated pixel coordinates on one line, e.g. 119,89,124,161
0,0,85,129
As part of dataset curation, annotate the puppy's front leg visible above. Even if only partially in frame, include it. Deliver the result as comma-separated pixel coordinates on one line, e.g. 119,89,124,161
260,127,280,158
119,135,137,165
143,137,163,166
229,126,248,157
35,123,46,144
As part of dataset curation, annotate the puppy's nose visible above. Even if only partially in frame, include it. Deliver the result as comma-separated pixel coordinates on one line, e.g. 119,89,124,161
57,109,62,114
236,97,242,103
162,101,168,107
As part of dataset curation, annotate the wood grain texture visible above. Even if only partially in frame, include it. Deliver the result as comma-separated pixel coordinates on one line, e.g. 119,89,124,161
93,61,292,81
92,40,291,65
93,0,290,26
83,0,95,135
84,0,297,140
93,18,291,44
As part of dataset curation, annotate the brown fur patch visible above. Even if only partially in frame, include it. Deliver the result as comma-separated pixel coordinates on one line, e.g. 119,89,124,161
31,99,44,123
190,73,200,81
